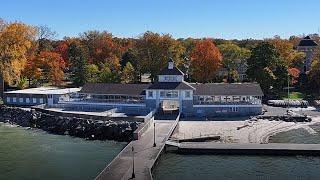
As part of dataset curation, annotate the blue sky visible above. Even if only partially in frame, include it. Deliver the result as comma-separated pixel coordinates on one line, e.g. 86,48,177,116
1,0,320,40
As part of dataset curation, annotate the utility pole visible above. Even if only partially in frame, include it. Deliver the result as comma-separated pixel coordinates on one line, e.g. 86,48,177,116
153,122,156,147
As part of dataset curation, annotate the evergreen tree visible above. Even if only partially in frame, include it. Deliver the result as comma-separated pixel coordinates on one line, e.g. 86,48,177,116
247,42,288,94
68,43,88,86
121,62,135,83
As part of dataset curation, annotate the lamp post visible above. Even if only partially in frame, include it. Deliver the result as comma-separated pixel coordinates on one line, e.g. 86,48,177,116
153,122,156,147
131,146,135,179
287,72,290,115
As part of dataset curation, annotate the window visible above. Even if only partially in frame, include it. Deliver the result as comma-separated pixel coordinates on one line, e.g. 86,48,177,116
160,91,165,98
39,98,44,104
185,91,191,98
6,97,10,103
148,91,153,98
230,107,238,112
160,91,178,98
33,98,37,103
19,98,23,103
26,98,30,103
13,97,17,103
164,76,175,81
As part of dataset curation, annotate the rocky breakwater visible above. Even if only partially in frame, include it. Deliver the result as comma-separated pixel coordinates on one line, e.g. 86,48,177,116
0,105,140,142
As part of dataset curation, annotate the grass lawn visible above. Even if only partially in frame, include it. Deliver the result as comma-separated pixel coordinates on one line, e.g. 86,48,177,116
281,91,305,100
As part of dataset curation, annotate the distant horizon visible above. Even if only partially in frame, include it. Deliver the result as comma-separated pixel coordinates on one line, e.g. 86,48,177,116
2,0,320,40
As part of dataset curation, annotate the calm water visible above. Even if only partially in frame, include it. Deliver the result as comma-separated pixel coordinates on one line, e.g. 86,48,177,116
154,125,320,180
0,123,126,180
153,153,320,180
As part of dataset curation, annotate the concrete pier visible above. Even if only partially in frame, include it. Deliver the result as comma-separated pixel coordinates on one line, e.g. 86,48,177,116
96,115,179,180
166,142,320,156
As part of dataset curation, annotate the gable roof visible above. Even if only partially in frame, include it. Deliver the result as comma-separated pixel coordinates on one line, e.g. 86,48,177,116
158,66,184,75
148,81,195,90
298,36,318,47
192,83,263,96
80,83,150,96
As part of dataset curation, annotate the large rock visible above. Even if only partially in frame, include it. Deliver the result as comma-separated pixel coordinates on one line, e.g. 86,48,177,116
0,105,141,142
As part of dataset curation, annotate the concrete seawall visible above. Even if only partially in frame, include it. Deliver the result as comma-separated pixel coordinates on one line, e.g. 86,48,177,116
167,142,320,156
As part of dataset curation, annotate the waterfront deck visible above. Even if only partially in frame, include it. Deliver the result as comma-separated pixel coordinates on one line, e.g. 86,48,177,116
96,116,179,180
166,141,320,155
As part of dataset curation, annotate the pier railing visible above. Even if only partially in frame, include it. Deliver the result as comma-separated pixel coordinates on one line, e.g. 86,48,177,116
133,109,156,140
149,112,180,179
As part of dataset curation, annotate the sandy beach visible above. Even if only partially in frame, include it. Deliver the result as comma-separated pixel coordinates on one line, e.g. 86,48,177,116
172,116,320,143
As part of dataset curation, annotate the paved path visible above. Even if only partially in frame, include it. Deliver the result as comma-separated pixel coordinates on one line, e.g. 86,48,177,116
96,120,176,180
167,141,320,155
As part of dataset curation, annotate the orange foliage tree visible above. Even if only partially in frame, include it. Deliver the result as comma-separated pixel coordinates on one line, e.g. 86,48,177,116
190,39,222,83
288,67,300,85
36,51,65,86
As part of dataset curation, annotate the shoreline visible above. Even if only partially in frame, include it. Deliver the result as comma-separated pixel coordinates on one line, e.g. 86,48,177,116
0,105,140,142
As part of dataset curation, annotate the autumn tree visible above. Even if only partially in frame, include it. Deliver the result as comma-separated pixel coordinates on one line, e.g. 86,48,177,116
190,39,222,83
121,62,135,83
288,67,300,86
80,30,124,65
218,42,251,82
0,21,37,85
268,36,305,68
38,52,65,86
54,41,69,65
135,31,186,82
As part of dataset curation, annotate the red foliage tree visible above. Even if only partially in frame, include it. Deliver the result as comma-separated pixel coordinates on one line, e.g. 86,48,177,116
190,39,222,82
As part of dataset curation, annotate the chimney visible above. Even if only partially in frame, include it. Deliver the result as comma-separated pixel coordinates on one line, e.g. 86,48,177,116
168,58,174,69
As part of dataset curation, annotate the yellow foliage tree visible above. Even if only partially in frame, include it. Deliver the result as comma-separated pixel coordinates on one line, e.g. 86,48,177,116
0,21,36,85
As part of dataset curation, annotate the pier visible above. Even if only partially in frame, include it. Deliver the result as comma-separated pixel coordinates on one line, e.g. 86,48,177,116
166,141,320,156
95,114,180,180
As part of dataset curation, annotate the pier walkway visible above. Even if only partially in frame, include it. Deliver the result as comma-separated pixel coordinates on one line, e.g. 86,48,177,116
96,116,179,180
166,141,320,155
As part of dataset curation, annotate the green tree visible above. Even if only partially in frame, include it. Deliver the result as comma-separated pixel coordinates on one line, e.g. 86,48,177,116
86,64,99,83
98,64,120,83
68,42,88,86
121,48,141,82
247,42,288,94
308,49,320,93
121,62,135,83
218,42,251,82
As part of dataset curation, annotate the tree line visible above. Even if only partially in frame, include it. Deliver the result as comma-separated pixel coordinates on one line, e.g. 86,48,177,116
1,18,320,97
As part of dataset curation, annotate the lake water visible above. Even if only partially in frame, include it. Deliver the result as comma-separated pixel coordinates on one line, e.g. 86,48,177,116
153,153,320,180
0,123,126,180
154,125,320,180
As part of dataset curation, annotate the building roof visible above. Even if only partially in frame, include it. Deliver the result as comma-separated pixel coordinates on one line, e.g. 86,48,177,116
148,81,195,90
158,66,184,75
192,83,263,96
80,83,150,96
298,36,318,47
4,87,80,95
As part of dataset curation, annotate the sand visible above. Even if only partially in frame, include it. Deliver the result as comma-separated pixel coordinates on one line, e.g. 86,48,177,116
172,117,320,143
